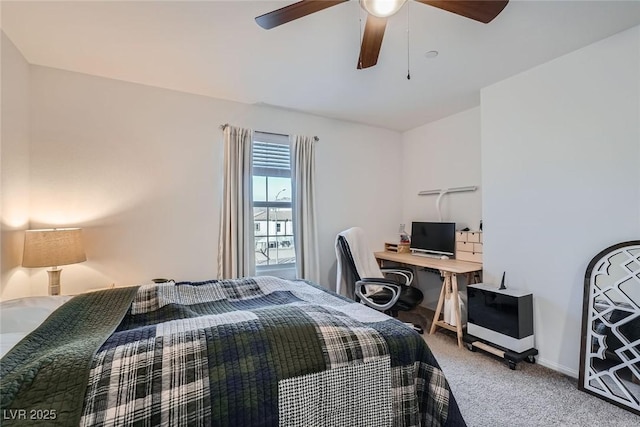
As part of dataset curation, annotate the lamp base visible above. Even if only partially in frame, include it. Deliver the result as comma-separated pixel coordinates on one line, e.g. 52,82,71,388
47,268,62,296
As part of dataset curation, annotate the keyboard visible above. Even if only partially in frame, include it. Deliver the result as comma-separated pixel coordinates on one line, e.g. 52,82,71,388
411,251,449,259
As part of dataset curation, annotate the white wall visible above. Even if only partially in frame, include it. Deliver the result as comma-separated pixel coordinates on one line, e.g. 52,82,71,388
18,65,402,296
401,107,482,308
0,32,31,299
481,26,640,376
402,107,482,229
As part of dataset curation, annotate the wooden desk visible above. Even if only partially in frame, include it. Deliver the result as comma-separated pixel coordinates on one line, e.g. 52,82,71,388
374,251,482,348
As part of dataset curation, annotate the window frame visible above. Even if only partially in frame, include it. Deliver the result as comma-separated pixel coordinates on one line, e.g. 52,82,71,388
252,132,296,277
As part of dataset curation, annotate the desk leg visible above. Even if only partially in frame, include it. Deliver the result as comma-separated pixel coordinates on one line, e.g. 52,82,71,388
451,274,463,348
467,271,481,285
430,272,464,348
429,275,447,335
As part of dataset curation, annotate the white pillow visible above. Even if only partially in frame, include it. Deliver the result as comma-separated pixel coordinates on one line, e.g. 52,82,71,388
0,332,27,358
0,295,73,334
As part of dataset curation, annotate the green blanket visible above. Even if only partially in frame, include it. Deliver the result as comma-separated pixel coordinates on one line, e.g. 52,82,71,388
0,287,139,426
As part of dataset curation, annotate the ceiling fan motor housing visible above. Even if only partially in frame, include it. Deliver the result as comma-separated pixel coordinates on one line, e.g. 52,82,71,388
360,0,408,18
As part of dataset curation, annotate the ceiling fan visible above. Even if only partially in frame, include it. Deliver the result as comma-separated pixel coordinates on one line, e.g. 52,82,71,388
256,0,509,69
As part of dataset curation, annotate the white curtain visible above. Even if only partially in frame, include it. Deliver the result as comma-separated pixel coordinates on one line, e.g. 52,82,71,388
290,134,320,283
218,125,255,279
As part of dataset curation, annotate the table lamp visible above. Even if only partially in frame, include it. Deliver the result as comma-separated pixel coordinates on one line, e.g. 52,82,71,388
22,228,87,295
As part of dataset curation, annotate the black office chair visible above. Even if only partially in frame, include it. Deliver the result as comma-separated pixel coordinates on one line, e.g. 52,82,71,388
336,228,424,333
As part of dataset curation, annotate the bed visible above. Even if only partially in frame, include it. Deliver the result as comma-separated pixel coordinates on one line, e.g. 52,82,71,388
1,276,466,426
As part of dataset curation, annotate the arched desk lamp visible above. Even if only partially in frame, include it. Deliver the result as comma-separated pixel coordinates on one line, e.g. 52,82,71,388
22,228,87,295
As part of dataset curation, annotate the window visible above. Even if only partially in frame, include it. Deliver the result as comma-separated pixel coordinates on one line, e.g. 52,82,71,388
252,132,295,277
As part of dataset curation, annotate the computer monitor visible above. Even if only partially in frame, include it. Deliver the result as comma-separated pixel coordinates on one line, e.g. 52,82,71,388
410,222,456,256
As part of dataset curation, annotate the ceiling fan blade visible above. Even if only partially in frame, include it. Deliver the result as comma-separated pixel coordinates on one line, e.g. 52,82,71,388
256,0,347,29
416,0,509,24
358,15,387,69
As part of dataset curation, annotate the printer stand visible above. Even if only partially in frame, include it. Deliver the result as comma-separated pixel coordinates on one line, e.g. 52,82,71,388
463,333,538,370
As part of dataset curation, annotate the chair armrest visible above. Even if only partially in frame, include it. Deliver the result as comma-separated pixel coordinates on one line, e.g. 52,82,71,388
380,267,414,286
355,278,402,311
358,277,401,286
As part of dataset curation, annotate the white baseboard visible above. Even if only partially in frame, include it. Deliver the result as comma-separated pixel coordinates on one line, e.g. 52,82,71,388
536,357,578,378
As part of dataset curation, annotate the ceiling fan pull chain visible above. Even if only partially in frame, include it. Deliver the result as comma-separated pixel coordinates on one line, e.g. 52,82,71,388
406,0,411,80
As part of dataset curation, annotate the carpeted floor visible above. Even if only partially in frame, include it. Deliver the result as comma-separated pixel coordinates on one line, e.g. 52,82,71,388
422,330,639,427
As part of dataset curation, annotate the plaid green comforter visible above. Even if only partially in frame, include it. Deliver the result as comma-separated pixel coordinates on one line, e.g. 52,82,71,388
3,276,466,426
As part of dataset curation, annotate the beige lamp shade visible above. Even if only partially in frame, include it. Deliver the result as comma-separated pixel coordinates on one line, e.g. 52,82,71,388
22,228,87,268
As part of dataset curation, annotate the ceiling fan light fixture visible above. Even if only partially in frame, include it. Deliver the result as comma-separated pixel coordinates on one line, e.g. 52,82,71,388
360,0,407,18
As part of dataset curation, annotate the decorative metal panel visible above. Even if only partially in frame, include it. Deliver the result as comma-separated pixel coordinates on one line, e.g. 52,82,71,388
579,241,640,415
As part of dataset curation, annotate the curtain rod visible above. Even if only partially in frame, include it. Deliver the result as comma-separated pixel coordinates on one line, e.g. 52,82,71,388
219,123,319,141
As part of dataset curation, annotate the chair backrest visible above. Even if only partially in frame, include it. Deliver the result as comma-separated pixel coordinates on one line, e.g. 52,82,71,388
337,235,361,282
336,227,384,279
336,227,385,300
